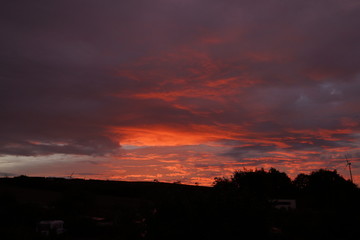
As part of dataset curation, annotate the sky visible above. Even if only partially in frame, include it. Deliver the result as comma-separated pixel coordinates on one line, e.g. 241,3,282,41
1,0,360,185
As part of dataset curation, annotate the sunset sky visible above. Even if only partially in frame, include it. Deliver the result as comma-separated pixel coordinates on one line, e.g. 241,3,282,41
1,0,360,185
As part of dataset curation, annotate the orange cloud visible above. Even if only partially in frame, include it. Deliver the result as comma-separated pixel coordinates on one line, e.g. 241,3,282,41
114,47,258,104
111,124,245,147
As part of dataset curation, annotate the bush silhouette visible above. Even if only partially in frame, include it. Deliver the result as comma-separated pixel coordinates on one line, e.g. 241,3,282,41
214,168,294,199
294,169,356,193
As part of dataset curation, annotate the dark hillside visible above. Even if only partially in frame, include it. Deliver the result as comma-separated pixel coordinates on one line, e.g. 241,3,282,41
0,176,211,239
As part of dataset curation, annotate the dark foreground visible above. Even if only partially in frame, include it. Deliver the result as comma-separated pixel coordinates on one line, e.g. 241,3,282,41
1,171,359,239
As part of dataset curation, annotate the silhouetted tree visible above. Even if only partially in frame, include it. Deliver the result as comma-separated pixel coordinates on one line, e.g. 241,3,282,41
294,169,356,194
293,169,358,211
214,168,294,199
292,173,309,191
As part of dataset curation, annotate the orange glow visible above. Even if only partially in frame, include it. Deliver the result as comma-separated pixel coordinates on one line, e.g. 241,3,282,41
112,124,245,146
133,88,228,102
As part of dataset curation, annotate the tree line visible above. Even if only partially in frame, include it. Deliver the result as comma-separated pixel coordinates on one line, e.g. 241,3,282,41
213,168,357,199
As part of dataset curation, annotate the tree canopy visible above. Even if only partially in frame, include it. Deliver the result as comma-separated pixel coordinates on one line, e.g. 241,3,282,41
214,168,357,199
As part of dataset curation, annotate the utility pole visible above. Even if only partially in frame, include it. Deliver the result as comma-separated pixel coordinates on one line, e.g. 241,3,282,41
345,155,353,183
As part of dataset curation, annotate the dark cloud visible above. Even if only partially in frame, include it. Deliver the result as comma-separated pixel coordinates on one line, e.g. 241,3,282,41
0,136,119,157
221,144,277,159
0,172,16,177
